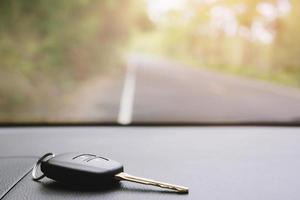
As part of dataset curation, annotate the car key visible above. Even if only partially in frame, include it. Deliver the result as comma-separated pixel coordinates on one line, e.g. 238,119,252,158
32,153,188,193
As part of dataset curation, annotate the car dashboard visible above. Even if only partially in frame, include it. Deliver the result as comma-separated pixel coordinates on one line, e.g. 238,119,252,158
0,126,299,200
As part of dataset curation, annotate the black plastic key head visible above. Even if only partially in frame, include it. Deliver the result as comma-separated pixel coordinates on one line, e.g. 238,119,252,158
40,153,124,187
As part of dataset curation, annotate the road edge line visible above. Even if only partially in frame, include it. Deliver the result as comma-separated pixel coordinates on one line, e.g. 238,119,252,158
117,60,137,125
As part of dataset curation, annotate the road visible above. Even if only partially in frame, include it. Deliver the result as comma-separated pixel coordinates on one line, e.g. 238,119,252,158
63,55,300,124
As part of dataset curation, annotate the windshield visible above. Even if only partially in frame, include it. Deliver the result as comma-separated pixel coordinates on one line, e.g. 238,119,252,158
1,0,300,125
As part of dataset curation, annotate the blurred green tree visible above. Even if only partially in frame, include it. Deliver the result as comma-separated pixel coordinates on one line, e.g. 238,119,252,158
0,0,148,121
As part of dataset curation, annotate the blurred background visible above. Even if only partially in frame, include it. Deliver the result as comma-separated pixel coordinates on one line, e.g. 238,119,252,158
0,0,300,123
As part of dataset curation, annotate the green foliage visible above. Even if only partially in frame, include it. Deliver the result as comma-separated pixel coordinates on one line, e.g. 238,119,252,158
0,0,146,121
133,0,300,88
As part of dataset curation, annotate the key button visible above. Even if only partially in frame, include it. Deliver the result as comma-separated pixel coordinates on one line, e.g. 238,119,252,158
73,154,96,162
87,157,108,162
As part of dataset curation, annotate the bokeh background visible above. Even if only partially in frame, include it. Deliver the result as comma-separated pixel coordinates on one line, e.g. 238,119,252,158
0,0,299,122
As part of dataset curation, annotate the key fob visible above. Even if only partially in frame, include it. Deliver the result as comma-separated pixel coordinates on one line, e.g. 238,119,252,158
41,153,124,187
34,152,189,193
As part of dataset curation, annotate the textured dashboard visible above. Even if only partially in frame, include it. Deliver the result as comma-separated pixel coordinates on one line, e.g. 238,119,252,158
0,157,36,199
0,126,300,200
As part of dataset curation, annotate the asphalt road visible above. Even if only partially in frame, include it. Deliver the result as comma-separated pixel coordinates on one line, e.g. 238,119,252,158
64,55,300,124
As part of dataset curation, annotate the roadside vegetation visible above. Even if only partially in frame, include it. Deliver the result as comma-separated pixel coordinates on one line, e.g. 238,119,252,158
0,0,149,121
132,0,300,88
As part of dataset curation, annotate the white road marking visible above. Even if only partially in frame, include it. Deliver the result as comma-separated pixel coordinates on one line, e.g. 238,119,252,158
118,60,137,125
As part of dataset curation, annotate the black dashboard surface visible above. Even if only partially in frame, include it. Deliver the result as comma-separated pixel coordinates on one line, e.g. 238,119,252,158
0,126,300,200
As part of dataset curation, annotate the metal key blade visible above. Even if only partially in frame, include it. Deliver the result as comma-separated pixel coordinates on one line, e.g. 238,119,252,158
115,172,188,194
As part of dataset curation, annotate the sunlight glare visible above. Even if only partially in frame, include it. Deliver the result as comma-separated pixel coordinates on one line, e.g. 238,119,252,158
146,0,185,22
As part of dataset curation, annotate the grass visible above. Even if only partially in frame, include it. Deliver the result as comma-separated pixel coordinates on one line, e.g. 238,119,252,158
169,54,300,89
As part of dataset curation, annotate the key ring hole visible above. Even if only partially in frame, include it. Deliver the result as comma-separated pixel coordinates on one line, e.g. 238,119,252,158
32,153,55,181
